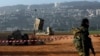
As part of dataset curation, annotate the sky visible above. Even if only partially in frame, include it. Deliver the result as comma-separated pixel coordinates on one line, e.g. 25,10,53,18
0,0,99,7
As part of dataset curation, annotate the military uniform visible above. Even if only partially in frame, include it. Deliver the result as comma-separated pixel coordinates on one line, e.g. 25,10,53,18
73,26,95,56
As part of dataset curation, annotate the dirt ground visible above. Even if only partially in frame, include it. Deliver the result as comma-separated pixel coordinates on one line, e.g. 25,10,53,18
0,35,100,56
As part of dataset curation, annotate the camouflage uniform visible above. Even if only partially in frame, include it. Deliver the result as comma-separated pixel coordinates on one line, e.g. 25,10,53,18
73,26,95,56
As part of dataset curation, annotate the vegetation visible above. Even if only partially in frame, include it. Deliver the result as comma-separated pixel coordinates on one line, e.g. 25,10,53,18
89,30,100,34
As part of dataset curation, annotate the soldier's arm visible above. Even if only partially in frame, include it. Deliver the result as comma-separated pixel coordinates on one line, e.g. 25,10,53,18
89,38,96,56
91,47,95,56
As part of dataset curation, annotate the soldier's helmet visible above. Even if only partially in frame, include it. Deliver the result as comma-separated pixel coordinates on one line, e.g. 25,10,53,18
81,18,89,28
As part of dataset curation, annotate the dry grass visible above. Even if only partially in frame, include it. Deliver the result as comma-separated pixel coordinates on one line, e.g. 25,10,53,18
0,35,100,56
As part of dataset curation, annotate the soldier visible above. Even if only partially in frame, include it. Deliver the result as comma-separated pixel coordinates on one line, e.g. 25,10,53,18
73,18,95,56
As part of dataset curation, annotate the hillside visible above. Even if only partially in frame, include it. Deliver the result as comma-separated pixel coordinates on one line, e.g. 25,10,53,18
0,1,100,31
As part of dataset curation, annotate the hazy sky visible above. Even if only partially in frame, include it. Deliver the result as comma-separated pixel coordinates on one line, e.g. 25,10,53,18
0,0,99,7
